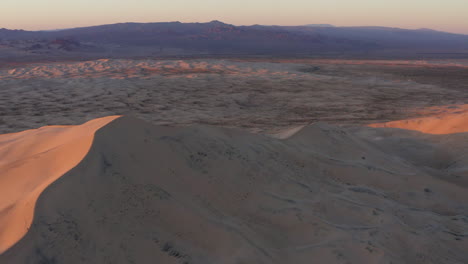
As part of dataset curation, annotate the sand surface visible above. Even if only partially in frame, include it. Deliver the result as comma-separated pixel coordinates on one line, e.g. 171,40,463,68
0,116,119,254
0,59,467,134
369,105,468,134
1,114,467,263
0,58,467,263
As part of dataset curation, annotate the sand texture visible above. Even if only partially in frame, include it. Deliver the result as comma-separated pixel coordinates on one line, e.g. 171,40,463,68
0,116,120,254
369,105,468,135
1,59,467,134
1,115,467,264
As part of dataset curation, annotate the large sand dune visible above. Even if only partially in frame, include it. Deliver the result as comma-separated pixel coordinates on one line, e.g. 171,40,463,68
1,115,467,263
0,116,120,254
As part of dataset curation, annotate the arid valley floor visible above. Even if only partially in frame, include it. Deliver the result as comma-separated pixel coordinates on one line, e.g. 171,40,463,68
1,58,467,134
0,58,467,264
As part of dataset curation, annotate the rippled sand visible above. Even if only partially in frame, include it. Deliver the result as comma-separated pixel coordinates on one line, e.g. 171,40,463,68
1,114,468,263
0,58,466,134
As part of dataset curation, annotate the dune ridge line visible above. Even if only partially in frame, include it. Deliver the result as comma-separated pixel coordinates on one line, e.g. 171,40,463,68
0,115,120,254
1,113,467,263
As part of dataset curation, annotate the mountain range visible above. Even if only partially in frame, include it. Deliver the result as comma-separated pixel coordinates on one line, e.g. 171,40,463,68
1,21,468,58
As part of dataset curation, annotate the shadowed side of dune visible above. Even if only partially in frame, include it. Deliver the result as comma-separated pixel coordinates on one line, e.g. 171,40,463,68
1,116,468,264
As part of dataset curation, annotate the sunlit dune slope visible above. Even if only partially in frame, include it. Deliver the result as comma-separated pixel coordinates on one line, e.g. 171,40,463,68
369,106,468,134
0,116,120,254
1,116,467,263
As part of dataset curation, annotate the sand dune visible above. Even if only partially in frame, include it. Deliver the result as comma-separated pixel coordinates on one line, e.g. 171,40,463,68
287,59,468,68
1,116,467,263
370,105,468,134
2,59,467,135
0,116,120,254
0,59,298,80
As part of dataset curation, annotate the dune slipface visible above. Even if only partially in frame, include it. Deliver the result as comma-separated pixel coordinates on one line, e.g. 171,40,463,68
0,116,120,254
1,116,468,263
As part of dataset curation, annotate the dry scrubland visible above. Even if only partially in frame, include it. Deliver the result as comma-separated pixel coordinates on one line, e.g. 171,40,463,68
0,58,467,134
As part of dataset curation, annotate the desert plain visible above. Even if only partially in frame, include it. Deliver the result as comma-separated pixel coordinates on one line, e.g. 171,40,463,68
0,58,467,133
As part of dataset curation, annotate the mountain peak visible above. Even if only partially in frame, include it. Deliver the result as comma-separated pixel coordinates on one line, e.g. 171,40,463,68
208,20,226,25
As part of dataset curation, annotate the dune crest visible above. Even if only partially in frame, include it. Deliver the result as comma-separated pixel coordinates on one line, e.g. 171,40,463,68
1,116,467,263
369,105,468,134
0,116,120,254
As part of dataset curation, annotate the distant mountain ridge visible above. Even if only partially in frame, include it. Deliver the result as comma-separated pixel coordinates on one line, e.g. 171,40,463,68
1,21,468,58
304,24,335,27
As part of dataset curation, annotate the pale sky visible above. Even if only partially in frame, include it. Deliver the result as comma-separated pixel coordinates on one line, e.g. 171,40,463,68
1,0,467,34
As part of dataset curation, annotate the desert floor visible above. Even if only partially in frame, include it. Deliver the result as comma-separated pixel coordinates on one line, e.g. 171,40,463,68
0,58,467,134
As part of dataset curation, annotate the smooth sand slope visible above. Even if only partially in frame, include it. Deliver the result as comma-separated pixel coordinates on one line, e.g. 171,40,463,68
0,116,120,254
1,115,468,263
370,105,468,135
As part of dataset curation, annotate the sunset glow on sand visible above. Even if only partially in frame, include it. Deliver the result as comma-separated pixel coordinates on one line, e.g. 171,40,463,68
1,1,467,263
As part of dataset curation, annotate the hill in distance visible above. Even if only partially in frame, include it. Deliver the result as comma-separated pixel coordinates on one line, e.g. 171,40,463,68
1,21,468,59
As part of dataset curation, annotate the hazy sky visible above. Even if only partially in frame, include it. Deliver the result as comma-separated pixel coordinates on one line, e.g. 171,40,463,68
1,0,467,34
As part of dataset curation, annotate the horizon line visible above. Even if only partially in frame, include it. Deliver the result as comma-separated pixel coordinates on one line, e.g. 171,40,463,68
2,20,467,36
